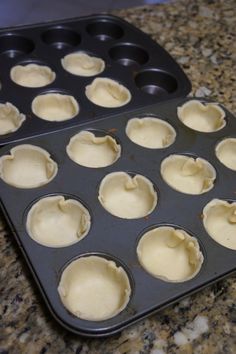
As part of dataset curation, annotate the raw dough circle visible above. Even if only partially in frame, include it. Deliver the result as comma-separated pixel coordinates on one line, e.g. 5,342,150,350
26,195,91,247
215,138,236,171
160,154,216,195
203,199,236,250
32,93,79,121
58,255,131,321
126,116,176,149
0,144,57,188
61,52,105,76
67,130,121,168
98,172,157,219
10,63,56,88
137,226,203,282
0,102,25,135
177,100,226,133
85,78,131,108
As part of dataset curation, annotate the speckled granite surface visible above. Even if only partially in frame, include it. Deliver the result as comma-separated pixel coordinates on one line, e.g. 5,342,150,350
0,0,236,353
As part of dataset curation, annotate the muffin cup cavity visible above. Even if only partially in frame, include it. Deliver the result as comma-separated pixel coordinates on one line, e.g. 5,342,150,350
215,138,236,171
203,199,236,250
0,34,34,58
0,102,25,135
86,20,124,41
0,144,57,188
98,171,157,219
61,52,105,77
137,226,203,282
67,130,121,168
41,28,80,49
58,255,131,321
26,195,91,247
177,100,226,133
160,154,216,195
109,43,149,67
10,63,56,88
126,116,176,149
32,93,79,121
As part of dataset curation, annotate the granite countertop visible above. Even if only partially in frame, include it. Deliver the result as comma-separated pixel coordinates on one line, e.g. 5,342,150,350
0,0,236,353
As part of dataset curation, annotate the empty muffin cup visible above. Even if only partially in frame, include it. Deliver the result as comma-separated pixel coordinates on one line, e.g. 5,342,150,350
98,172,157,219
67,131,121,168
0,144,57,188
203,199,236,250
61,52,105,77
26,195,91,247
58,255,131,321
85,78,131,108
32,93,79,121
137,226,203,282
126,117,176,149
177,100,226,133
215,138,236,171
0,102,25,135
10,63,56,88
160,154,216,195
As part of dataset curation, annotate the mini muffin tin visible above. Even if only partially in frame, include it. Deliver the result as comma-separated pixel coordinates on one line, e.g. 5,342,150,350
0,14,191,145
1,96,236,337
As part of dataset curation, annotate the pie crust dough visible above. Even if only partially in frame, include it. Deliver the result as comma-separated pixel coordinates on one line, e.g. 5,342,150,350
85,78,131,108
137,226,203,282
203,199,236,250
0,144,57,188
160,155,216,195
215,138,236,171
61,52,105,76
0,102,25,135
58,255,131,321
98,172,157,219
10,63,56,88
32,93,79,121
26,195,91,247
126,117,176,149
177,100,226,133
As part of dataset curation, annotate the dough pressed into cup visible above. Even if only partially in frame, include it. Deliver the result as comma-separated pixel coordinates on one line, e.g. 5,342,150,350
203,199,236,250
32,93,79,121
58,255,131,321
126,117,176,149
137,226,203,282
85,78,131,108
10,63,56,88
177,100,226,133
0,102,25,135
26,195,91,247
215,138,236,171
61,52,105,76
66,131,121,168
0,144,57,188
160,154,216,195
98,172,157,219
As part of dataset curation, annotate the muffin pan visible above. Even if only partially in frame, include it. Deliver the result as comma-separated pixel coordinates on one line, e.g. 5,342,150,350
0,14,191,145
1,96,236,337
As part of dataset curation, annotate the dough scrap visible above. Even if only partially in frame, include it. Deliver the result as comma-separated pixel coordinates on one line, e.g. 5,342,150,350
61,52,105,76
10,63,56,87
0,102,25,135
215,138,236,171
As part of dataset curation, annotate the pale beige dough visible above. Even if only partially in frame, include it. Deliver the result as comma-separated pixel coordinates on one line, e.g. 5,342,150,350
58,255,131,321
32,93,79,121
160,154,216,195
85,78,131,108
177,100,226,133
10,63,56,88
0,144,57,188
26,195,91,247
61,52,105,76
126,117,176,149
0,102,25,135
215,138,236,171
98,172,157,219
66,131,121,168
203,199,236,250
137,226,203,282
